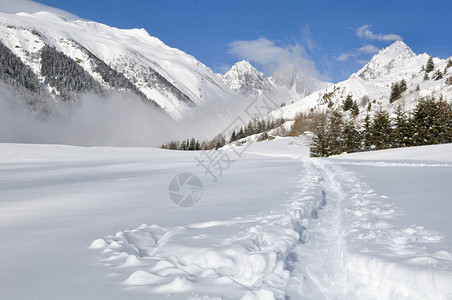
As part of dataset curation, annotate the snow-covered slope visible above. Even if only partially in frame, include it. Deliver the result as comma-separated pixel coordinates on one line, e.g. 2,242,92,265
1,140,451,299
222,60,331,111
0,11,235,119
222,60,274,97
273,41,452,119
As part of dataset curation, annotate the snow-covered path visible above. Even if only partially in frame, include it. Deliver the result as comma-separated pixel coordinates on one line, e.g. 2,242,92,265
1,139,451,299
288,158,452,299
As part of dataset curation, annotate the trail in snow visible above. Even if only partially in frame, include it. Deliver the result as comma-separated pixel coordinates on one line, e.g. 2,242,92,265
285,159,347,299
90,158,327,299
1,141,451,299
90,152,452,299
287,159,452,300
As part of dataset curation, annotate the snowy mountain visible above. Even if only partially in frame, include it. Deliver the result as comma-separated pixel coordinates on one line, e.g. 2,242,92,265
222,60,274,97
273,40,452,119
0,11,235,119
352,40,419,81
222,60,331,109
270,63,332,98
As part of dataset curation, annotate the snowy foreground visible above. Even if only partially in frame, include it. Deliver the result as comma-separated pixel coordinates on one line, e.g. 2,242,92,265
0,139,451,299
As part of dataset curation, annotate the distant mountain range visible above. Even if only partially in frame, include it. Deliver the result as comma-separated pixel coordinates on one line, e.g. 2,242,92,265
0,10,450,126
0,10,332,121
273,40,452,119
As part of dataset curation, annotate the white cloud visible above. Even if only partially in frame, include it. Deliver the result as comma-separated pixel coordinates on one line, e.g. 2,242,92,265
337,52,354,62
0,0,80,20
336,44,379,62
227,37,319,76
300,25,317,52
358,44,379,54
356,25,402,42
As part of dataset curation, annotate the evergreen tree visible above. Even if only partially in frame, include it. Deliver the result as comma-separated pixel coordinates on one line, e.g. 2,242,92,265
188,138,196,150
351,101,360,117
433,70,443,80
412,97,452,145
362,112,372,151
400,79,407,91
310,113,329,157
238,127,245,139
390,82,400,103
390,79,407,103
342,95,354,111
371,107,392,150
327,110,344,155
180,140,187,150
425,56,435,73
213,134,226,150
393,106,410,148
230,130,237,142
169,141,178,150
342,120,361,153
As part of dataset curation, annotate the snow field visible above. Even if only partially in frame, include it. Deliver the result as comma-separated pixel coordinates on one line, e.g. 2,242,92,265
90,158,328,299
1,141,451,299
287,158,452,299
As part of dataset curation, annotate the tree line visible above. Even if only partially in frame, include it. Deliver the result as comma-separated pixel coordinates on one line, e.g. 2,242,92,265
0,41,41,94
161,117,285,151
229,117,285,142
161,134,226,151
310,97,452,157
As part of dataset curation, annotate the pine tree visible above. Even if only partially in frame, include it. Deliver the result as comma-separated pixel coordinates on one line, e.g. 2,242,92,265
189,138,196,150
393,106,410,147
351,101,359,117
342,95,354,111
390,82,400,103
425,56,435,73
423,72,429,81
342,120,361,153
180,140,187,150
213,134,226,150
230,130,237,142
371,107,392,150
447,59,452,69
390,79,407,103
433,70,443,80
412,97,452,145
362,112,372,151
170,141,179,150
400,79,407,91
310,113,329,157
327,110,344,155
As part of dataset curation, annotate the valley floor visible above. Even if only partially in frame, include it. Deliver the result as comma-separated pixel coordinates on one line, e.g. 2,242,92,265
0,139,451,299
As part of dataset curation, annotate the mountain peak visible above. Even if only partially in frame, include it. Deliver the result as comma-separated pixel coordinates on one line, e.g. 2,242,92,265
270,64,331,97
228,60,258,74
222,60,272,96
353,41,417,80
378,40,415,59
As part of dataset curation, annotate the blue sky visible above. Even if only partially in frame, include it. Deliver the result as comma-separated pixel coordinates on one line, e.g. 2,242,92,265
33,0,452,82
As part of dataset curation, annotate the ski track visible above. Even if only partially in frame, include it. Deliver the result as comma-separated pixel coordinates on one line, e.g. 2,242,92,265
287,159,452,300
91,157,452,299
